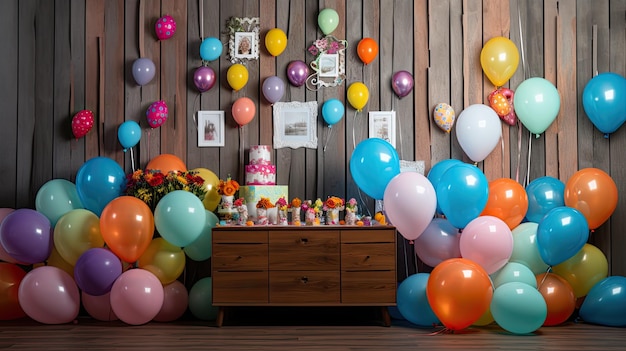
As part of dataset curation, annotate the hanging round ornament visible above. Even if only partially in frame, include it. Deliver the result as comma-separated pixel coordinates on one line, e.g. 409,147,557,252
71,110,95,139
433,103,455,133
488,88,517,126
155,15,176,40
146,100,168,128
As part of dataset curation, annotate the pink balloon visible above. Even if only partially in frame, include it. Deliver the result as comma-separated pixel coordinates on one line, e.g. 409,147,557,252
110,268,164,325
154,280,189,322
146,100,168,128
232,97,256,126
414,218,461,267
460,215,514,274
193,66,216,93
383,172,437,241
71,110,95,139
81,291,118,321
18,266,80,324
155,15,176,40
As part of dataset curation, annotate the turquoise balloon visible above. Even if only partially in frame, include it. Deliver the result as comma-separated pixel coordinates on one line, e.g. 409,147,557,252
318,8,339,35
509,222,549,275
537,207,589,266
35,179,84,227
579,276,626,327
183,211,219,261
427,159,464,215
154,190,207,247
396,273,440,327
188,277,219,320
514,77,560,137
525,176,565,223
435,163,488,229
75,157,126,217
199,37,222,62
350,138,400,200
491,262,537,289
322,98,345,126
582,72,626,137
491,282,547,334
117,121,141,151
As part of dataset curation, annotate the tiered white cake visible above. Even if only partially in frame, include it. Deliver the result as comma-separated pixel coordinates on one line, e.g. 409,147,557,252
245,145,276,185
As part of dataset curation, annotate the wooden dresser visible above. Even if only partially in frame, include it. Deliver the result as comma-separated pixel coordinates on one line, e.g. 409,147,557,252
211,225,397,326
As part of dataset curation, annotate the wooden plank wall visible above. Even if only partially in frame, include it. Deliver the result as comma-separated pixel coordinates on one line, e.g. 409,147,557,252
0,0,626,278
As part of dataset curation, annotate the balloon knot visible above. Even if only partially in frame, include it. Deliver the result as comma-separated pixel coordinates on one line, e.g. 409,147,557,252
603,133,610,139
408,240,414,245
535,134,541,139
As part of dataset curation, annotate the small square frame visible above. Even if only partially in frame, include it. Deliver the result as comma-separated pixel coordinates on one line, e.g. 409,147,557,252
225,17,260,63
198,110,225,147
273,101,318,149
318,53,339,78
368,111,397,148
234,32,257,60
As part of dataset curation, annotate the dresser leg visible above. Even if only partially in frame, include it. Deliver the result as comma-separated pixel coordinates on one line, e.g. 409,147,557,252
381,307,391,327
216,307,225,327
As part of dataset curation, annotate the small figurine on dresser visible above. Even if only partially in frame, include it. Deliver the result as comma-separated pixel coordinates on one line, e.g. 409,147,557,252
290,197,302,226
256,196,274,225
344,198,358,225
234,198,248,225
275,197,288,225
323,196,344,225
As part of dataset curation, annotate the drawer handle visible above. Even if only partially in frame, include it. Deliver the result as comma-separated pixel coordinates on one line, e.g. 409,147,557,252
299,238,309,244
365,255,371,260
300,276,308,284
236,255,243,260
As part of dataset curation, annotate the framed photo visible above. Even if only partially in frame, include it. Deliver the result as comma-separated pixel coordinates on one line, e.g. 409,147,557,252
273,101,318,149
368,111,396,148
225,17,260,63
197,111,225,147
318,54,339,78
306,35,347,90
234,32,257,60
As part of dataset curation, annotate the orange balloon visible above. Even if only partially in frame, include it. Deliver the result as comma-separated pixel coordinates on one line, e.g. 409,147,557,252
100,196,154,263
0,263,27,320
357,37,378,65
564,167,617,230
535,273,576,326
146,154,187,174
232,97,256,126
426,258,494,330
481,178,528,229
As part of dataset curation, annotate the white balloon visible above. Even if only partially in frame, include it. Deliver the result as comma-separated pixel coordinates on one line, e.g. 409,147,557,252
455,104,502,162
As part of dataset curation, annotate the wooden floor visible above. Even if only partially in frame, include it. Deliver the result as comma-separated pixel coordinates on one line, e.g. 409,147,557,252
1,308,625,351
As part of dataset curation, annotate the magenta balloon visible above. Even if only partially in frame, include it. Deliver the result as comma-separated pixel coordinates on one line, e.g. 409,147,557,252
193,66,216,93
74,248,123,296
414,218,461,267
286,60,309,87
392,70,414,98
0,209,52,264
262,76,285,103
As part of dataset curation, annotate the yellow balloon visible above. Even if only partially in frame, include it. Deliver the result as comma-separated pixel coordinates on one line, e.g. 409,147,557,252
46,245,75,278
265,28,287,56
347,82,369,112
227,63,248,91
137,238,186,285
190,167,221,212
480,36,519,87
53,209,104,265
473,306,495,326
552,243,608,298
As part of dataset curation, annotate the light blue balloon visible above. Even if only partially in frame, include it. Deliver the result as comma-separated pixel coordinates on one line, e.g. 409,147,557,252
396,273,440,327
75,157,126,217
350,138,400,200
188,277,219,321
154,190,207,247
525,176,565,223
514,77,560,136
491,282,547,334
536,206,589,266
35,179,84,227
427,159,464,215
510,222,550,275
579,276,626,327
435,163,488,229
322,98,345,126
117,121,142,151
199,37,223,62
491,262,537,289
582,72,626,137
183,211,219,261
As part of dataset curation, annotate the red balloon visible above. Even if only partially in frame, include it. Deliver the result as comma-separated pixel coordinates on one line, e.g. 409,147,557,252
71,110,94,139
146,154,187,174
232,97,256,126
0,263,27,320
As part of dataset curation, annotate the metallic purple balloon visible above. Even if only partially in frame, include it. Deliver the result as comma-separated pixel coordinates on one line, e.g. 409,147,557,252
286,60,309,87
193,66,216,93
392,70,414,98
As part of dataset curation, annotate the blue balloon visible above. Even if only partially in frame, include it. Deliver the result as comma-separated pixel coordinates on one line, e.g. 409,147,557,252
75,157,126,216
525,176,565,223
117,121,142,151
199,37,223,62
579,276,626,327
582,72,626,137
435,164,488,229
350,138,400,200
536,207,589,266
396,273,440,327
490,282,547,334
322,98,345,126
427,159,464,215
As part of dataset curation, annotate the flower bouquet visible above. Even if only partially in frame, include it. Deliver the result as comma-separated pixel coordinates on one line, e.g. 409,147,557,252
256,196,275,225
234,198,248,225
125,169,207,211
344,198,358,225
323,196,344,225
290,197,302,226
275,197,288,225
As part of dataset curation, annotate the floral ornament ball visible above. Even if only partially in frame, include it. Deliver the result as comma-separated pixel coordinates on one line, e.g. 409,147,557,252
146,100,168,128
71,109,95,139
155,15,176,40
433,103,455,133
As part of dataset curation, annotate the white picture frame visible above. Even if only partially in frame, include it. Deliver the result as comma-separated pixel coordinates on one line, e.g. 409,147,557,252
306,35,347,90
234,32,257,60
197,110,225,147
225,17,260,64
273,101,318,149
368,111,397,148
318,53,339,78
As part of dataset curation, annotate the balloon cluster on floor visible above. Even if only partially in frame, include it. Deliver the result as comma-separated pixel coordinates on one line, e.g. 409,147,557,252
0,154,223,325
350,143,623,332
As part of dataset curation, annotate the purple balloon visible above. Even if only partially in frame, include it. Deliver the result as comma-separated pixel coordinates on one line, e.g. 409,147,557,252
392,70,414,98
414,218,461,267
0,209,52,264
74,248,123,296
132,58,156,86
262,76,285,104
193,66,216,93
286,60,309,87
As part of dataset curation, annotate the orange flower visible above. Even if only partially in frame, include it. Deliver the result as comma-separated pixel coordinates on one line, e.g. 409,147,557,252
218,176,239,196
256,197,275,209
291,197,302,208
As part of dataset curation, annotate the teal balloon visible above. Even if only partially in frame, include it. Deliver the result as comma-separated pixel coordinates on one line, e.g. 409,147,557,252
318,8,339,35
509,222,549,275
199,37,222,62
75,157,126,217
582,72,626,137
491,282,547,334
514,77,560,137
154,190,207,247
427,159,464,215
322,98,344,126
350,138,400,200
396,273,440,327
579,276,626,327
117,121,141,151
435,163,488,229
525,176,565,223
491,262,537,289
537,207,589,266
188,277,219,321
184,211,219,262
35,179,84,227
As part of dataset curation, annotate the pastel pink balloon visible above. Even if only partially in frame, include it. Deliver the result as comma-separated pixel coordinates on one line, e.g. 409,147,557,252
110,269,164,325
154,280,189,322
460,215,514,274
18,266,80,324
414,218,461,267
81,291,118,321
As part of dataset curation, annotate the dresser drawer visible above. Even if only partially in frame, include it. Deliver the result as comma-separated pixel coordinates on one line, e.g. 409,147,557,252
341,242,396,271
269,271,340,303
213,243,268,271
213,230,268,244
341,229,396,243
341,270,396,304
213,271,269,304
269,231,339,270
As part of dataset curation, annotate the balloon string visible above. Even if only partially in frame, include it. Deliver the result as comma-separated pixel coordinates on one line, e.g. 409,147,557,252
352,110,358,149
356,186,372,218
526,130,532,186
428,327,454,336
130,147,136,172
537,266,552,289
199,0,204,41
323,126,334,152
192,92,201,131
515,121,522,183
517,1,528,79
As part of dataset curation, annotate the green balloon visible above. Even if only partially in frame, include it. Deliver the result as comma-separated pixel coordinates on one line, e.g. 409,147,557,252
188,277,219,321
183,211,218,262
509,222,549,275
318,8,339,35
514,77,561,137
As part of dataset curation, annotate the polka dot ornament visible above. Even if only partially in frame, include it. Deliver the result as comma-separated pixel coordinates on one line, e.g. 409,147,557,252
146,100,168,128
71,109,95,139
433,103,455,133
155,15,176,41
